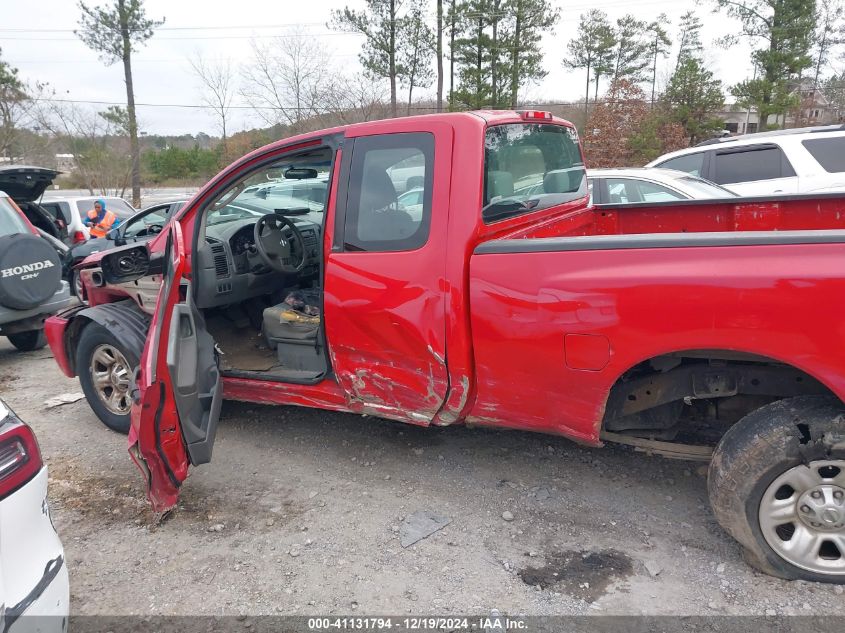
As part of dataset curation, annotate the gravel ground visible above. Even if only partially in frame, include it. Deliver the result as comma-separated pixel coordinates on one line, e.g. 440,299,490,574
2,338,843,616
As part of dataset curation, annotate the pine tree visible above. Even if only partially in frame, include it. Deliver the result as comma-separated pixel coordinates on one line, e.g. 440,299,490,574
663,58,725,144
714,0,816,127
646,15,672,104
675,10,704,69
505,0,559,108
76,0,164,207
612,15,650,84
331,0,404,118
398,0,436,114
450,0,556,110
564,10,616,118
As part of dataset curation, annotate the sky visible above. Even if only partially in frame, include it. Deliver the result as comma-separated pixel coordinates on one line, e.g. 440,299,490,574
0,0,761,136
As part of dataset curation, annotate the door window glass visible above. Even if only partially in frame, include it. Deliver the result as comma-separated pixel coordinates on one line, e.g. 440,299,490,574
658,152,705,177
40,202,71,224
605,178,686,203
802,137,845,173
712,146,794,184
343,132,434,252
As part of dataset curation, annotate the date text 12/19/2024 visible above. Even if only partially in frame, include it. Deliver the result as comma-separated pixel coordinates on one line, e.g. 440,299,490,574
308,617,527,630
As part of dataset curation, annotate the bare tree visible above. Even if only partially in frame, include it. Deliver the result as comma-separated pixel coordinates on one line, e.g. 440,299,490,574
33,91,132,196
241,29,331,133
190,54,236,143
321,73,390,125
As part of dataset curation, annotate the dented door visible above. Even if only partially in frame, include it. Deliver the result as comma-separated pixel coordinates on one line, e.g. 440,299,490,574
324,125,452,423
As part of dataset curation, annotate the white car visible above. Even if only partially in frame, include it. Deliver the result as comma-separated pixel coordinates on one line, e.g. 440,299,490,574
646,125,845,196
39,196,136,244
588,168,737,204
0,400,69,632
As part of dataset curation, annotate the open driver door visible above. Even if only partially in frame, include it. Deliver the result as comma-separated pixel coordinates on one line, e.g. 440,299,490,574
129,220,222,514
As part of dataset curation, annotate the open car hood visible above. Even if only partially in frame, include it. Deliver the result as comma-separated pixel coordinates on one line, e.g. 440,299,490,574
0,166,60,202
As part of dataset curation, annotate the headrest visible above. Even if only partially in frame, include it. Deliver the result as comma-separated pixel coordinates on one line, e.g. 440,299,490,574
487,170,514,199
543,169,583,194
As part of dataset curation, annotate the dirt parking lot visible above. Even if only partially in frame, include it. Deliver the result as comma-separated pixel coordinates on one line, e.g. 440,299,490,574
2,338,844,617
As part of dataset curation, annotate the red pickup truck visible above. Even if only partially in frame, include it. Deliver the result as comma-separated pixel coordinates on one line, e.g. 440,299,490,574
46,111,845,584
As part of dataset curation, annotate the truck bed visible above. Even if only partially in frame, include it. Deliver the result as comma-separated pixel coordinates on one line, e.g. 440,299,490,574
507,192,845,240
466,192,845,444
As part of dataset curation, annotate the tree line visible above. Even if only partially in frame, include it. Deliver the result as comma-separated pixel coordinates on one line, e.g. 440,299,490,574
2,0,845,190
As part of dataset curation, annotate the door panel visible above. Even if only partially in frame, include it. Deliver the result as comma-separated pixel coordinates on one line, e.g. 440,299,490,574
130,220,222,513
324,125,452,424
165,299,222,465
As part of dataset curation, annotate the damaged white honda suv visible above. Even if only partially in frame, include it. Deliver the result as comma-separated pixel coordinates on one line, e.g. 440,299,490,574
0,399,69,633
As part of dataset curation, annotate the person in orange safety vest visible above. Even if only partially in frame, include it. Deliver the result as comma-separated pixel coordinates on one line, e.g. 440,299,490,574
85,199,117,238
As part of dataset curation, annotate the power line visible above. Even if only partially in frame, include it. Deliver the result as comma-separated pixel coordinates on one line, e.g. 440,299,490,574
1,31,361,41
30,96,613,111
0,22,334,33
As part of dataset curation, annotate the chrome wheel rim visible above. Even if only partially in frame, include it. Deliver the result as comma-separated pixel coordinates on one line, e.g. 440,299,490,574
90,344,132,415
759,460,845,576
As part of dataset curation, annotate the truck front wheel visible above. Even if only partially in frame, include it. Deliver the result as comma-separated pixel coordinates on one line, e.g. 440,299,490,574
709,396,845,583
76,322,140,434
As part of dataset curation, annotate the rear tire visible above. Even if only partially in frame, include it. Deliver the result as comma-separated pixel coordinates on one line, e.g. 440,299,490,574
7,329,47,351
708,396,845,583
76,322,141,434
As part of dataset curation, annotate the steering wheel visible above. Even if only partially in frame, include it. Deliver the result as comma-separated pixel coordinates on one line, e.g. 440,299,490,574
253,213,307,274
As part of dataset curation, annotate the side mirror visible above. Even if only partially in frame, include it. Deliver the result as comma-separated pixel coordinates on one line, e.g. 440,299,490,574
106,227,120,241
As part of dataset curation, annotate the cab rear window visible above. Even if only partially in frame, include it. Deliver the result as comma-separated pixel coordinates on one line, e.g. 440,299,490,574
483,123,586,223
0,197,30,237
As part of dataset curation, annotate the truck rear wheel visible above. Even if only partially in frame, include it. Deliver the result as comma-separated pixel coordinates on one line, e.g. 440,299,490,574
7,329,47,351
709,396,845,583
76,322,140,434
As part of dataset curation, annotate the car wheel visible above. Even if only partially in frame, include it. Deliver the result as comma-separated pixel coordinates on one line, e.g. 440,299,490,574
7,329,48,351
709,396,845,583
70,269,86,303
76,322,140,434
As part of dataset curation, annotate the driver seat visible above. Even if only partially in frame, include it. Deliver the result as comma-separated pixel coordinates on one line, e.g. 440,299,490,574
262,290,324,375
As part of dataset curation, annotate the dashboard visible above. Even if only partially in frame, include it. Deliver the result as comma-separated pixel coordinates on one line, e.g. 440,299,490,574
196,213,322,309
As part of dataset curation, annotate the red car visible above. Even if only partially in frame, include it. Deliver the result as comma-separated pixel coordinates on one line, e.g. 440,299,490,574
47,111,845,584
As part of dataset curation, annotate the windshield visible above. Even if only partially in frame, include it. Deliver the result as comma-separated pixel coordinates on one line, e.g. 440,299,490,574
483,123,587,223
678,176,738,198
0,196,29,237
208,147,332,226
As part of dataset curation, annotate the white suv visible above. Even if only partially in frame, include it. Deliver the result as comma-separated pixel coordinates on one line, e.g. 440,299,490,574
646,125,845,196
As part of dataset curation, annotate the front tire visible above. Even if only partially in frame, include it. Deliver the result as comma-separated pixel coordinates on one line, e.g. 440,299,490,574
76,322,140,434
709,396,845,583
70,269,86,303
7,329,48,351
